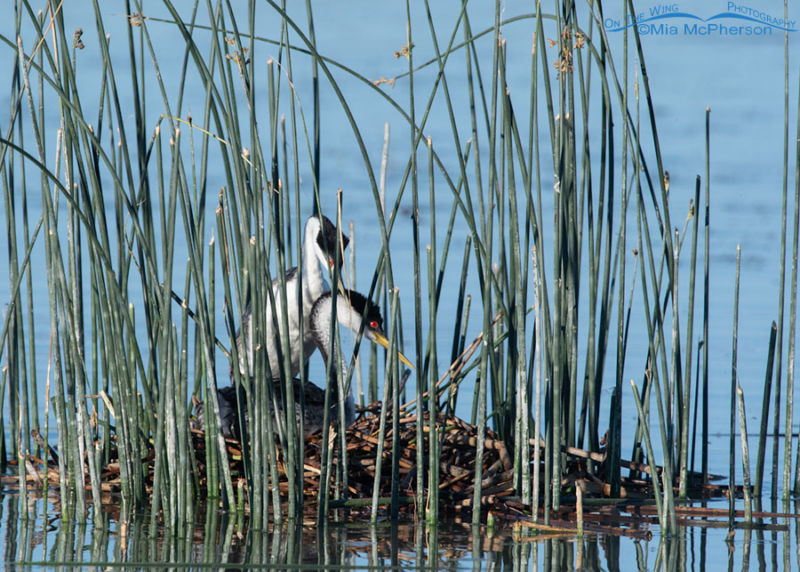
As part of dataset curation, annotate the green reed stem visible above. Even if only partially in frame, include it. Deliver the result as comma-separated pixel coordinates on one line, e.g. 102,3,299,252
703,108,711,487
792,50,800,496
679,177,701,497
405,0,425,521
532,247,542,521
450,235,472,370
670,228,681,479
426,245,439,524
504,83,530,505
630,379,666,531
636,197,676,535
213,202,240,508
370,296,396,523
389,288,402,521
609,59,626,491
755,322,777,498
730,244,741,524
784,86,800,498
773,0,791,501
737,384,753,522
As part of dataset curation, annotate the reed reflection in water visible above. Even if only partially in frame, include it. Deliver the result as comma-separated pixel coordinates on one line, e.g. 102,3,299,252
0,493,798,570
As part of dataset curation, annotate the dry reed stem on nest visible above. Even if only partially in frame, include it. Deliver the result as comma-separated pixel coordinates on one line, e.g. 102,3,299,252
5,403,732,524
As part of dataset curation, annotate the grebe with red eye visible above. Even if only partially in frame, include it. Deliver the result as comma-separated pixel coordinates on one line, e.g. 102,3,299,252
308,288,414,426
236,214,349,382
309,289,414,370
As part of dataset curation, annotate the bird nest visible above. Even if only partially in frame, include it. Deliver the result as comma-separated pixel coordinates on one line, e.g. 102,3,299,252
185,403,729,523
5,402,733,534
188,405,516,516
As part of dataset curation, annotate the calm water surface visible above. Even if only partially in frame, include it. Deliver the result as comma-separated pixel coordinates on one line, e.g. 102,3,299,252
2,0,800,568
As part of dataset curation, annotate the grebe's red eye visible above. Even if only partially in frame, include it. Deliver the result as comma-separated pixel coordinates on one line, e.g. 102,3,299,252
329,258,334,267
369,321,378,329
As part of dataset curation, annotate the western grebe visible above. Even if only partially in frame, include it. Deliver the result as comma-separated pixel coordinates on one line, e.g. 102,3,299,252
235,213,349,381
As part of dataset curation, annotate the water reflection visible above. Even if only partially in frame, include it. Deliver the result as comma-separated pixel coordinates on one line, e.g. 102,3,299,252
0,492,798,569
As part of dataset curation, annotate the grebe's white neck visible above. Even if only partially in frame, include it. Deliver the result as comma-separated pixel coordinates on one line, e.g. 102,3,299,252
302,216,328,303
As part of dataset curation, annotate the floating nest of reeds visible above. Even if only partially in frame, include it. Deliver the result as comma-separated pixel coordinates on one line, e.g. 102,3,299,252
6,403,749,538
190,405,520,514
185,403,732,515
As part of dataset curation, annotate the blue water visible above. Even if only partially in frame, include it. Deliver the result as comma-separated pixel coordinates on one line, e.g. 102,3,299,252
2,0,800,567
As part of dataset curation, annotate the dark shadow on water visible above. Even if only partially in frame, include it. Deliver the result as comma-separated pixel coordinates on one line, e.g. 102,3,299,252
0,493,798,569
